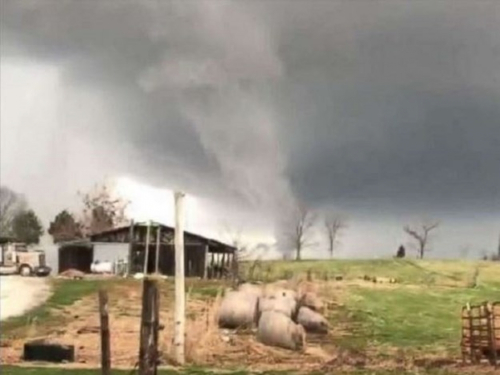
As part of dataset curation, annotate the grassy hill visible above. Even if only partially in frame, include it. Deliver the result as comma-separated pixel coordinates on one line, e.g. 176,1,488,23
241,258,500,287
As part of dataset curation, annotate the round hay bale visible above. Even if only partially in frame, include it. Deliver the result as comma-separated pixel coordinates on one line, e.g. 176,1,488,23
257,311,306,351
237,283,263,298
299,291,324,312
297,306,329,334
258,295,298,320
262,285,298,301
217,290,259,329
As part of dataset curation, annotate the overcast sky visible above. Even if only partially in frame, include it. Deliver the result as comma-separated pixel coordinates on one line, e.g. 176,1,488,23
1,0,499,259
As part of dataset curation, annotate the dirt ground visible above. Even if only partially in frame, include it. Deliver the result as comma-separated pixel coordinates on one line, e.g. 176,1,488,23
1,280,341,371
1,278,498,374
0,276,51,321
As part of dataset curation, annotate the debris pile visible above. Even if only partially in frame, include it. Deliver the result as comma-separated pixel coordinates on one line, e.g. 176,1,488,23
58,269,85,280
362,275,398,284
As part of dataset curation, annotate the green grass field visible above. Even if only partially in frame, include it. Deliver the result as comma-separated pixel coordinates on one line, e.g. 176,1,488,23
2,259,499,374
242,258,500,286
260,259,500,355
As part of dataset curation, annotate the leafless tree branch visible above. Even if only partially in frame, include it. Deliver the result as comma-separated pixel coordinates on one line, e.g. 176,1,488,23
283,203,316,261
403,220,440,259
0,186,27,236
324,214,348,258
78,180,130,236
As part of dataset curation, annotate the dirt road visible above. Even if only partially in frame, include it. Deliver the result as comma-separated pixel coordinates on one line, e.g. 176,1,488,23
0,276,51,321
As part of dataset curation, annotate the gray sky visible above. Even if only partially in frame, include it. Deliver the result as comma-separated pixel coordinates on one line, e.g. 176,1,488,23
1,0,499,258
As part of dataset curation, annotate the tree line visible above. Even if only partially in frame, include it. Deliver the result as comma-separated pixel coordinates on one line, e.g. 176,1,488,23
1,182,499,260
0,186,43,244
282,203,499,261
0,182,129,245
282,202,444,261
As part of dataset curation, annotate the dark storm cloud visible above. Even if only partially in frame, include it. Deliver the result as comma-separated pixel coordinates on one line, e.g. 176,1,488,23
1,0,499,220
267,1,500,214
0,1,232,200
286,88,500,214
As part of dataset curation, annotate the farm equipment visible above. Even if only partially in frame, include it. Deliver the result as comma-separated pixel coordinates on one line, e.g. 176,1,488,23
0,237,51,277
461,301,500,367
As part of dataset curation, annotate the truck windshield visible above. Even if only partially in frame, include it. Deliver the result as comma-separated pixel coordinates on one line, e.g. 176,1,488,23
15,244,27,252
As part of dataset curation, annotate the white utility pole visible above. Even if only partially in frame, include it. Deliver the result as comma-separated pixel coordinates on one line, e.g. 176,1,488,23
143,221,151,275
174,192,186,365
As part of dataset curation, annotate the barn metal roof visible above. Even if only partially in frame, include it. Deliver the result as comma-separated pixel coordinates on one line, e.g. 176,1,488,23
89,221,236,253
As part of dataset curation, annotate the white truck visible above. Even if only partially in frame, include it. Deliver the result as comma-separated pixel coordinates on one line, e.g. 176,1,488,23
0,238,52,277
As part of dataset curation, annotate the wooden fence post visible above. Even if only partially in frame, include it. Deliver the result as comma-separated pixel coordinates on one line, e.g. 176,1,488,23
99,289,111,375
138,279,159,375
486,303,498,368
203,245,209,279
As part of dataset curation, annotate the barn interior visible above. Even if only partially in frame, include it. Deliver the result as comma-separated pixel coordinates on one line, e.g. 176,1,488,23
58,241,94,274
58,221,236,278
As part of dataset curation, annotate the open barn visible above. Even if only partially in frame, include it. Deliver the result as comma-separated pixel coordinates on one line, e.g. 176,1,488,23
58,240,94,274
88,221,237,279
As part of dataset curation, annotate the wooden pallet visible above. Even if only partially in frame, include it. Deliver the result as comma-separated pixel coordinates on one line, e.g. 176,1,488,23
461,301,499,367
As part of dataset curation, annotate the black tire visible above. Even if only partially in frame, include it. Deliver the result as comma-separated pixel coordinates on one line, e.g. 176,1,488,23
24,340,75,363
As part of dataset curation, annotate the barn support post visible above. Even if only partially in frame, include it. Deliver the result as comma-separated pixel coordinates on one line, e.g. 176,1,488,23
221,253,227,279
220,253,224,278
214,253,218,278
231,251,239,288
203,244,209,279
174,191,186,365
210,252,215,279
127,220,135,275
143,221,152,275
98,289,111,375
154,226,161,274
138,279,159,375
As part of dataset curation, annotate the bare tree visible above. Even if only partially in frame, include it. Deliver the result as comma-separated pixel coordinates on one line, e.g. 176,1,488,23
221,224,248,259
403,221,440,259
220,223,277,283
78,181,129,236
324,214,348,258
0,186,27,236
220,223,276,261
283,203,316,261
